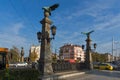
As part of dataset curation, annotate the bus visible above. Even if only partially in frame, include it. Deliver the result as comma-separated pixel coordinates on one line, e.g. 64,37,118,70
0,47,9,69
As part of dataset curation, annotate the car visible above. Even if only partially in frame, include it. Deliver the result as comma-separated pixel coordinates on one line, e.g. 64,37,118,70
98,63,113,70
108,63,119,70
15,62,28,67
112,61,120,66
9,63,16,67
93,62,101,69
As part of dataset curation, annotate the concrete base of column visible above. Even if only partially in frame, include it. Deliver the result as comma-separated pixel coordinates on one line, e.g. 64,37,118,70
38,75,54,80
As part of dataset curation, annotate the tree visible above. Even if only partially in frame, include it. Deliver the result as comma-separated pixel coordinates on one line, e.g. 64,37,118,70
52,53,57,63
8,46,20,63
92,52,109,62
29,48,38,62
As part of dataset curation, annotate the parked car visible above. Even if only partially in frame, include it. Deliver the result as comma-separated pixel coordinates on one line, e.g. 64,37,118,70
112,61,120,66
98,63,113,70
108,63,119,70
93,62,101,69
15,62,28,67
9,62,17,67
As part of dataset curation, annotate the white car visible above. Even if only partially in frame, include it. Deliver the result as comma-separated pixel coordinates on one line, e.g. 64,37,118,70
15,62,28,67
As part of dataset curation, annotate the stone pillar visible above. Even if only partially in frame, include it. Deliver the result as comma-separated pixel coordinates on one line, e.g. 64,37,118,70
21,56,24,62
85,35,93,70
38,11,53,79
21,47,24,62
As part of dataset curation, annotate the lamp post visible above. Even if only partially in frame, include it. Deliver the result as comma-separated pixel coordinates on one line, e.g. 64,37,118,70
81,30,96,70
37,4,59,80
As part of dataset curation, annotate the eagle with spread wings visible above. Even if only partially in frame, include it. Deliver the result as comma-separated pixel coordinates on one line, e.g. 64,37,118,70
42,4,59,15
81,30,94,36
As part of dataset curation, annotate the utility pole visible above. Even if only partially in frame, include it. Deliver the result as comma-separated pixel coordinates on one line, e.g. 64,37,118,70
112,37,114,61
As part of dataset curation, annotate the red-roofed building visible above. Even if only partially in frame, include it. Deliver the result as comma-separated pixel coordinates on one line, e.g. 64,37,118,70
59,44,85,62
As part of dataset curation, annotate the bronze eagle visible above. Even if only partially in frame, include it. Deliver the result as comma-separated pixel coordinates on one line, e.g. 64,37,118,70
42,4,59,15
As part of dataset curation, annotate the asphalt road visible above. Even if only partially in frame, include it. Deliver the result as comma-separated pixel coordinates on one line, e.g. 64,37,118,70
65,70,120,80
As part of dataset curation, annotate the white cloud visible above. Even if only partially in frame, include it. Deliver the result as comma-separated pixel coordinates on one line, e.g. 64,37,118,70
0,22,26,45
12,23,24,35
65,0,114,19
0,33,26,46
94,14,120,30
0,22,32,56
6,22,24,35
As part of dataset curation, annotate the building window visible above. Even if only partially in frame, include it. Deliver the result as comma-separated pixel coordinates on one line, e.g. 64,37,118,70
60,50,63,53
65,48,69,53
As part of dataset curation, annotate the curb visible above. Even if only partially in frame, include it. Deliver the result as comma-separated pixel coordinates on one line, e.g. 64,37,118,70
56,72,86,79
38,70,91,80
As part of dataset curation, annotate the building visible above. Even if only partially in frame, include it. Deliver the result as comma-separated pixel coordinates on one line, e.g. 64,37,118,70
29,45,40,62
59,44,85,62
104,53,113,62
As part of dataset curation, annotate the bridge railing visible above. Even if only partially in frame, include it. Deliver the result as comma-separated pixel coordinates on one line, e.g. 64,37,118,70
52,61,86,72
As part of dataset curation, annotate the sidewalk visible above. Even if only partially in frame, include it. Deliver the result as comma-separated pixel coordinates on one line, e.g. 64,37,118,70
39,70,91,80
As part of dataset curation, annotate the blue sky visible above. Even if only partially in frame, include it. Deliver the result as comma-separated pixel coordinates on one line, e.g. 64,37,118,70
0,0,120,56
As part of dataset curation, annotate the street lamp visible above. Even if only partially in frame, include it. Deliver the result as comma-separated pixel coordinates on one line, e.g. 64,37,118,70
93,43,97,50
37,32,42,43
37,25,57,43
51,25,57,39
82,43,97,50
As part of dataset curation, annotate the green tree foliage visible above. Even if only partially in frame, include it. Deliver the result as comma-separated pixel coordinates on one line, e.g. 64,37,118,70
52,54,57,63
8,46,20,63
92,52,108,62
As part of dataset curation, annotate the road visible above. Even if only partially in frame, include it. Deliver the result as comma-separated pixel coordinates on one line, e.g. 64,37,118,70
65,70,120,80
9,64,32,69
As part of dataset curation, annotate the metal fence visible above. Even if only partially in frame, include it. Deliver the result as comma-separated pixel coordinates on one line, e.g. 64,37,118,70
52,61,86,72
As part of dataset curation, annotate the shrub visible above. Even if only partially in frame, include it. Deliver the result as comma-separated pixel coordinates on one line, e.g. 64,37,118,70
0,68,39,80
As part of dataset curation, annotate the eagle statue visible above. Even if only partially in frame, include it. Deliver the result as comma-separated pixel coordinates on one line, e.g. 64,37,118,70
42,4,59,15
81,30,94,36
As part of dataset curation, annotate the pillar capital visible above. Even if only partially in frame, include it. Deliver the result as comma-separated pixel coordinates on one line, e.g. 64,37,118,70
40,18,52,25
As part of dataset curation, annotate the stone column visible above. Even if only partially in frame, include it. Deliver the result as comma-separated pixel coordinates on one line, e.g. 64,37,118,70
38,11,53,79
85,35,93,70
21,47,24,62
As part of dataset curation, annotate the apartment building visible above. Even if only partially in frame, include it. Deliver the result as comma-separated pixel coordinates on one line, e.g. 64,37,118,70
59,44,85,62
